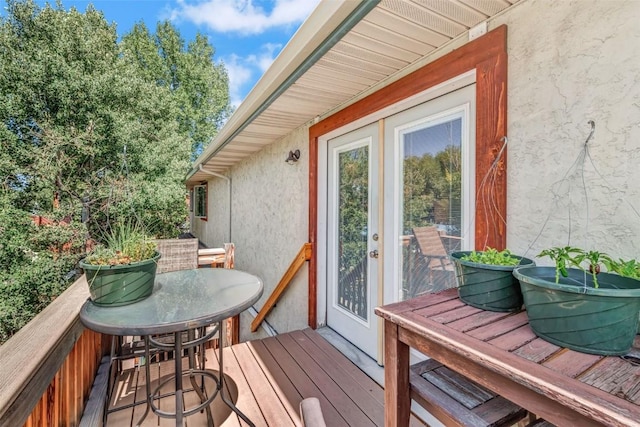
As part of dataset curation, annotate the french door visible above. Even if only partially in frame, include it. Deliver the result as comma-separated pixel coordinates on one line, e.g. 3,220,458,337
326,123,379,358
324,85,475,360
383,84,475,306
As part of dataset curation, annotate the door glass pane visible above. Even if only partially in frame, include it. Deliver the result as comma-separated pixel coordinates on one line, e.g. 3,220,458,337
337,145,369,320
401,118,462,300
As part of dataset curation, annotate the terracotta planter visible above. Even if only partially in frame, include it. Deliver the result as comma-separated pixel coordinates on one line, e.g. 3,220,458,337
513,266,640,355
80,252,161,306
450,251,535,312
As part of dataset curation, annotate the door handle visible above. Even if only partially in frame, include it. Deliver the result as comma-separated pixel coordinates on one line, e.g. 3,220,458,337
369,249,379,259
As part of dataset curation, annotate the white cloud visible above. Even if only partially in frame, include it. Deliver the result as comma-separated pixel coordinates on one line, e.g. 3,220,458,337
172,0,319,35
251,43,281,72
221,42,282,107
221,54,253,108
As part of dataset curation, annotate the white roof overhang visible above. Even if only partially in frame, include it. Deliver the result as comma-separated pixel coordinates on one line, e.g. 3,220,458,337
186,0,520,184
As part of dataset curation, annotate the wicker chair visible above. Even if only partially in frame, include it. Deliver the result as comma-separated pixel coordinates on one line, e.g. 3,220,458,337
407,226,457,295
155,238,199,273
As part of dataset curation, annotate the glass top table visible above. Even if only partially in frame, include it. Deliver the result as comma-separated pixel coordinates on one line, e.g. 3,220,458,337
80,268,263,427
81,268,264,336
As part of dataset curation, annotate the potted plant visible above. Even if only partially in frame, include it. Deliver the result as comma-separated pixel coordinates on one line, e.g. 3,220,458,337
80,223,161,306
450,248,535,312
513,246,640,355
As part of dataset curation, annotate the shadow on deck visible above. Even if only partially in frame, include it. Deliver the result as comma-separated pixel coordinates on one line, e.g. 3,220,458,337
106,329,427,426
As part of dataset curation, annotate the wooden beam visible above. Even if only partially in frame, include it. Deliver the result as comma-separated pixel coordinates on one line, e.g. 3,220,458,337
251,243,312,332
308,135,319,330
78,356,110,427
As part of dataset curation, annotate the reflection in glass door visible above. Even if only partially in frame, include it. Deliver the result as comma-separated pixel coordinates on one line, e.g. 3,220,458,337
336,144,369,320
326,123,378,358
401,118,463,299
385,85,475,303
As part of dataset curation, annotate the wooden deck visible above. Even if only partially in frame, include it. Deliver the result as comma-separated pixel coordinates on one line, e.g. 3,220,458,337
105,329,427,426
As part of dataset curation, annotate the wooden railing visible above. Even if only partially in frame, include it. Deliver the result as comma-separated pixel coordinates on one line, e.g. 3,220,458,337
251,243,312,332
0,276,108,427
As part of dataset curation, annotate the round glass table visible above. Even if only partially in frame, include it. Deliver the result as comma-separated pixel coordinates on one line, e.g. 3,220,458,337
80,268,263,427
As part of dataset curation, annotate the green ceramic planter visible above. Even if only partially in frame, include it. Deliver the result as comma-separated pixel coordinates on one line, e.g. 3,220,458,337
450,251,535,312
80,252,161,306
513,266,640,355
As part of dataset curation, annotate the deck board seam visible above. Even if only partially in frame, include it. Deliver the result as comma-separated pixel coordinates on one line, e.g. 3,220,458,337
289,330,384,426
242,341,301,424
275,333,378,427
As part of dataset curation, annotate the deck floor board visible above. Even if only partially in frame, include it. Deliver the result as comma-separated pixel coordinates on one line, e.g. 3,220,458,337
105,329,427,427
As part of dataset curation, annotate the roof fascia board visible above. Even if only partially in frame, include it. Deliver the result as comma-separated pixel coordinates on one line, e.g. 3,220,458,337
186,0,379,181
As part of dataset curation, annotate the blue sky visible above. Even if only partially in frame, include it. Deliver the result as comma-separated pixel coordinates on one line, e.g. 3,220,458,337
23,0,320,107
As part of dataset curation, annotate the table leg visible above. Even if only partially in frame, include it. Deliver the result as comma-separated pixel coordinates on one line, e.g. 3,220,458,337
384,320,410,427
217,321,255,427
174,331,185,427
135,336,153,427
188,328,213,427
104,335,117,426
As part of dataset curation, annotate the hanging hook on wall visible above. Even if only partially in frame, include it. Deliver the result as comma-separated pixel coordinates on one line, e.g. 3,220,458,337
584,120,595,146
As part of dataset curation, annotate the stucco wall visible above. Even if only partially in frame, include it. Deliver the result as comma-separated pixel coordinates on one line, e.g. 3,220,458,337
492,0,640,261
196,126,310,341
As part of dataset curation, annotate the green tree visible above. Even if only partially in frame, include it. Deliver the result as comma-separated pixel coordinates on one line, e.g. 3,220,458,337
0,194,87,342
120,21,232,158
0,0,230,236
338,146,369,273
0,0,231,340
402,145,462,233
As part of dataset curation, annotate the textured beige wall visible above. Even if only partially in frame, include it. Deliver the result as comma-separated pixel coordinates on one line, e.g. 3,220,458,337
195,126,310,340
491,0,640,261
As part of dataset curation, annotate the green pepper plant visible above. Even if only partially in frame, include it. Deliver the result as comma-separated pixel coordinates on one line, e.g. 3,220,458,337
538,246,638,288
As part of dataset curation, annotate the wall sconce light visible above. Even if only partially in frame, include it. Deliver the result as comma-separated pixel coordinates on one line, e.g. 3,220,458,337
285,149,300,165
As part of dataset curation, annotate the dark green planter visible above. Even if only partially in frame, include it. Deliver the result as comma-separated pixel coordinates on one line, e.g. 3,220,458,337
513,266,640,356
80,252,161,306
450,251,535,312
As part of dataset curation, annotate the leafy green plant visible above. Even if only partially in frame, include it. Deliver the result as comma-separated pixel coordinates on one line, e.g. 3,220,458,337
461,248,520,266
83,222,157,265
538,246,585,284
538,246,637,288
603,258,640,280
573,250,614,288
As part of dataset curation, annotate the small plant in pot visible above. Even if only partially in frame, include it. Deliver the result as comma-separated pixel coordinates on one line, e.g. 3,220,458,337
513,246,640,356
450,248,535,312
80,223,161,306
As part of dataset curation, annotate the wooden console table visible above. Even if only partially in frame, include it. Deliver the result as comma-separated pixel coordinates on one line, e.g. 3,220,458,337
375,288,640,427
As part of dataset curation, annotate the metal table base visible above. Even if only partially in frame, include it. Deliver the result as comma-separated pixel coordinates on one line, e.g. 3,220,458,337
133,323,255,427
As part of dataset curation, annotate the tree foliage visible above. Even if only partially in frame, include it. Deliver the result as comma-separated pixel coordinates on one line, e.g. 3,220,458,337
403,145,462,233
0,0,230,342
0,195,87,343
